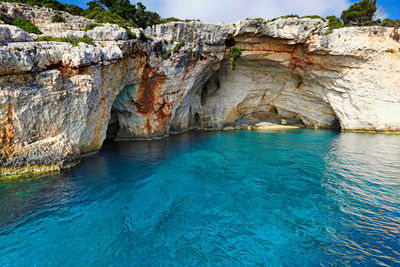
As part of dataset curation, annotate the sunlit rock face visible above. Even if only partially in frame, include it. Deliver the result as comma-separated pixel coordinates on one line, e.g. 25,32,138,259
170,21,400,132
0,4,400,176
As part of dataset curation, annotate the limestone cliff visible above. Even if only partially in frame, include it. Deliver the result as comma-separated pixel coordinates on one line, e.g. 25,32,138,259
0,2,400,176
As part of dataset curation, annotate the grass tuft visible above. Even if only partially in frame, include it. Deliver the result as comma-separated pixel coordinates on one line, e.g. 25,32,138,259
37,36,95,46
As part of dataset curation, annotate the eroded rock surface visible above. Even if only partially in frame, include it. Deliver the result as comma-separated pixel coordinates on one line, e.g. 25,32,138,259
0,24,32,43
1,3,400,176
0,2,93,34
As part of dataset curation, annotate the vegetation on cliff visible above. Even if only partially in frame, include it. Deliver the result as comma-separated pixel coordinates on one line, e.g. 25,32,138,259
159,17,201,24
2,0,400,41
230,46,242,71
271,15,327,21
2,0,204,29
37,36,95,46
51,12,65,23
392,33,400,41
138,29,152,42
3,0,162,29
2,0,84,15
83,0,160,29
325,16,344,35
173,39,185,53
381,19,400,28
84,23,102,31
341,0,377,25
162,39,185,59
322,0,400,34
12,17,42,34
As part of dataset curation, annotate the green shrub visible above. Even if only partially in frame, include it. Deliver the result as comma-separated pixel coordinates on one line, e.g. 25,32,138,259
325,15,344,35
159,17,200,24
382,19,400,29
63,4,84,16
280,14,299,19
83,6,138,30
173,39,184,53
300,15,326,21
12,17,42,34
36,35,59,42
160,17,183,23
246,17,265,21
270,14,299,22
271,14,327,22
125,28,137,40
42,1,64,11
230,46,242,71
37,36,95,46
163,49,172,59
84,23,102,31
392,34,400,41
51,13,65,23
367,19,381,25
341,0,377,25
184,19,200,23
84,0,160,28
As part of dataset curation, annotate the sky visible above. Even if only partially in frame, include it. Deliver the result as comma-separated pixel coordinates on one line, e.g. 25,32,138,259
64,0,400,23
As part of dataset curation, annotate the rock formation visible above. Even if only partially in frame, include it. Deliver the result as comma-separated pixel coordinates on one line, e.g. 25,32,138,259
0,2,400,176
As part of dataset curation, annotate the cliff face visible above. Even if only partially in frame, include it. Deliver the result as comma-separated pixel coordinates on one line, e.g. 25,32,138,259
0,3,400,176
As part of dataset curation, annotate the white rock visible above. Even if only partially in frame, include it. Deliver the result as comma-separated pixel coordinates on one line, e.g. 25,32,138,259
86,23,128,41
1,16,400,176
0,24,32,43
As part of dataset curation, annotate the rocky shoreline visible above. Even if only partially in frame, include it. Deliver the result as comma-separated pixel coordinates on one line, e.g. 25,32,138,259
1,2,400,176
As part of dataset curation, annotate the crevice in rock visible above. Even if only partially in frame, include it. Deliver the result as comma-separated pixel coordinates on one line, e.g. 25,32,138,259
201,84,208,106
201,74,220,106
193,113,201,129
106,108,120,140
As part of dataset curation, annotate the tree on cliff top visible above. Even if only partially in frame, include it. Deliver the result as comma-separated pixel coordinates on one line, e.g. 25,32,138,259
341,0,377,25
86,0,160,28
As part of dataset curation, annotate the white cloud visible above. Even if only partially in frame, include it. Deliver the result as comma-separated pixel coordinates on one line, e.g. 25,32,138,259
139,0,352,23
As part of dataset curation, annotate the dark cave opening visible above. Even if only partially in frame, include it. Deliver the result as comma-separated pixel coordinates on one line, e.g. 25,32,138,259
225,37,236,47
106,108,120,140
330,118,342,130
194,113,201,128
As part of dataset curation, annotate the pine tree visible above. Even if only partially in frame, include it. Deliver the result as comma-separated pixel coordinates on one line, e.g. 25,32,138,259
341,0,377,25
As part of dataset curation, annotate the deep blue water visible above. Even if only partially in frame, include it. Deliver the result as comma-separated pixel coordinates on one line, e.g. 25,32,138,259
1,129,400,266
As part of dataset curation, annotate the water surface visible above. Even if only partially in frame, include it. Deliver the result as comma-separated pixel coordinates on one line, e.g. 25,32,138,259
0,130,400,266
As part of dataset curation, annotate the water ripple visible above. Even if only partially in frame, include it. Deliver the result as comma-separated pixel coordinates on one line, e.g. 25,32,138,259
0,130,399,265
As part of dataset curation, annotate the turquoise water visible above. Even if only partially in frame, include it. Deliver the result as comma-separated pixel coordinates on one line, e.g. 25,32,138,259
1,130,400,266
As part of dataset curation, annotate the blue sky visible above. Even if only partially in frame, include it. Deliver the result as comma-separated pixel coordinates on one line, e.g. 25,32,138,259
64,0,399,23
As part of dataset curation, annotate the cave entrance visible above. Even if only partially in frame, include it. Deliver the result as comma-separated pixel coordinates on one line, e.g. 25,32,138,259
330,118,341,130
194,113,201,128
106,108,120,140
225,37,236,47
